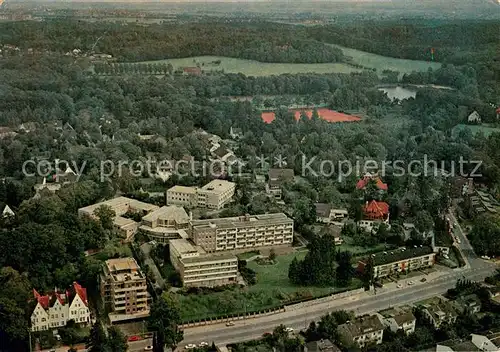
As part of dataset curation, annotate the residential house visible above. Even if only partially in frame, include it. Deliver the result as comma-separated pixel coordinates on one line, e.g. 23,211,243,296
357,246,436,279
267,168,294,199
358,200,390,232
356,173,388,191
378,306,416,335
0,126,17,139
1,204,14,217
315,203,348,224
100,257,150,323
455,294,482,315
419,296,459,329
468,111,481,124
30,282,90,332
337,315,384,348
229,126,243,140
304,339,341,352
466,189,499,216
471,334,499,352
321,224,343,245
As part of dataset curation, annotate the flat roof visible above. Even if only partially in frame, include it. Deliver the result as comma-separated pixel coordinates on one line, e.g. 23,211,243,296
170,239,198,255
106,257,140,272
362,246,434,266
113,216,137,227
200,179,235,194
191,213,292,230
142,205,189,224
79,196,159,215
167,185,197,194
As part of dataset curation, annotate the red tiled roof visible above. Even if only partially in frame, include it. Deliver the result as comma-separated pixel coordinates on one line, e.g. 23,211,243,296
261,108,361,124
356,175,388,191
363,200,389,219
73,282,88,305
33,289,50,309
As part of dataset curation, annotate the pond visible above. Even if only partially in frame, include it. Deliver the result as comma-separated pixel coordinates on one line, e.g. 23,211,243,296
378,86,417,101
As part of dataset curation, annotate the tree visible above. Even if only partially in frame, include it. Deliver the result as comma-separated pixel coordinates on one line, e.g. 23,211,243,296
468,215,500,256
335,251,354,287
106,326,127,352
415,210,434,233
269,249,276,262
148,292,184,349
93,205,116,230
86,322,109,352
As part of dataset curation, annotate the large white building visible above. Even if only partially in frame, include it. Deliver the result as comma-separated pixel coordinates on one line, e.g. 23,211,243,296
140,205,190,243
31,282,90,332
190,213,294,252
166,179,236,210
169,239,238,287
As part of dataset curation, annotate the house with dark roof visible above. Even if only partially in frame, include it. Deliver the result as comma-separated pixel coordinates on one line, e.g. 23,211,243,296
31,282,90,332
305,339,341,352
454,294,482,315
418,295,459,329
266,168,294,199
315,203,348,224
338,314,384,348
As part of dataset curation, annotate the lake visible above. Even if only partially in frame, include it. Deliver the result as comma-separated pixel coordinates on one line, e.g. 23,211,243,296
378,86,417,101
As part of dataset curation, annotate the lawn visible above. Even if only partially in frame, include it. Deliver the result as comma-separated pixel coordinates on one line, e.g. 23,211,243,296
330,44,441,75
337,236,389,255
237,250,262,261
452,123,500,138
137,56,361,76
176,251,362,322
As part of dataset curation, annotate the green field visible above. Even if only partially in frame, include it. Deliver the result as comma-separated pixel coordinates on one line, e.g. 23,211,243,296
452,123,500,138
330,44,441,74
177,251,362,322
139,56,361,76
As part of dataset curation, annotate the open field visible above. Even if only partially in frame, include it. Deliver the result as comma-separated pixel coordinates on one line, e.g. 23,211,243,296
452,123,500,138
177,251,362,322
138,56,361,76
330,44,442,75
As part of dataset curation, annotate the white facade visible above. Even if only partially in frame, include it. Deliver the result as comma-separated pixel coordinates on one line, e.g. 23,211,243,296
31,283,90,332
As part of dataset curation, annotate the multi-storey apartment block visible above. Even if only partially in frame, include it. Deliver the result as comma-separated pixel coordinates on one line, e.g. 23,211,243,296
338,315,384,348
166,180,235,210
140,205,190,243
169,239,238,287
31,282,90,332
78,197,159,240
190,213,294,252
100,257,150,323
357,246,435,279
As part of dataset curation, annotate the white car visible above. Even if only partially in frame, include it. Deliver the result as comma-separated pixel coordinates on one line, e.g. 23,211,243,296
226,321,235,327
456,238,461,244
397,283,403,288
407,281,414,285
199,341,209,347
185,344,197,350
285,327,294,333
144,347,153,351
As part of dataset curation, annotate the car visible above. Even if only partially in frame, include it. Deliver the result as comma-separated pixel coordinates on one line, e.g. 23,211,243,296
144,347,153,351
456,238,461,244
199,341,209,347
185,344,197,350
397,283,403,288
128,335,141,342
285,327,294,333
407,281,414,286
226,321,235,327
420,278,427,282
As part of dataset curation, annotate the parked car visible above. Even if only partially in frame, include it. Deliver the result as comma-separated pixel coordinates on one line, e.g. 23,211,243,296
144,346,153,351
285,327,294,333
185,344,197,350
397,283,403,288
226,321,235,327
199,341,209,347
420,278,427,282
128,335,141,342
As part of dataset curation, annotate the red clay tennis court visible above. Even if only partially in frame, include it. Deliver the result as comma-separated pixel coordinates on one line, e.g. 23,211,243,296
261,108,361,124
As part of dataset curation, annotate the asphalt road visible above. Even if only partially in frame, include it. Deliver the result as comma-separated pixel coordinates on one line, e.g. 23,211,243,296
177,211,498,349
128,338,153,351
